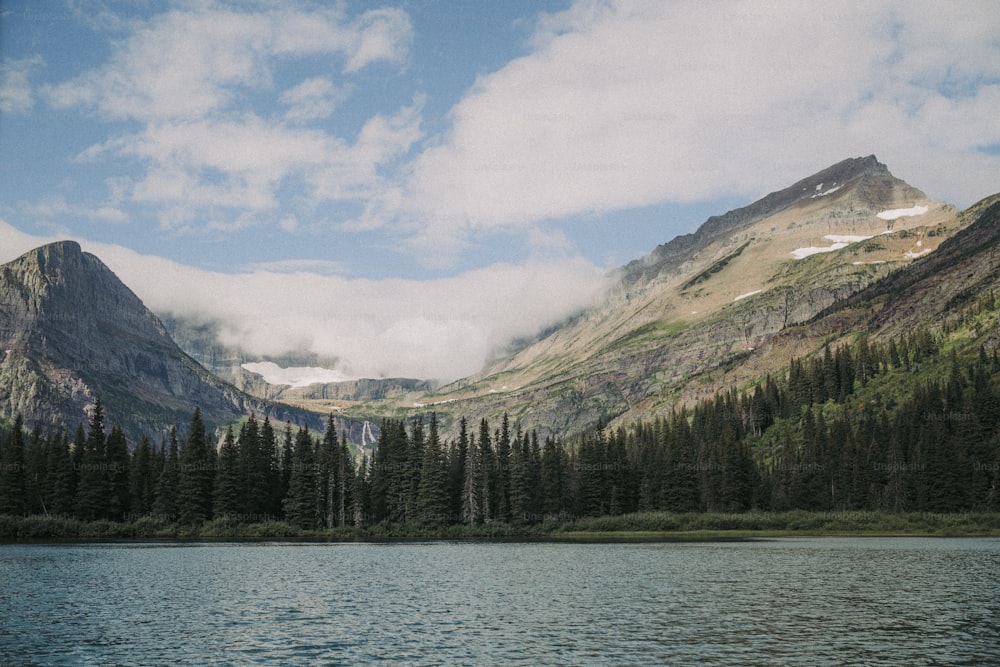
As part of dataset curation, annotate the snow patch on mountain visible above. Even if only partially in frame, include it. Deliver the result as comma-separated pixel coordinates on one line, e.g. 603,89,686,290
241,361,356,387
877,205,929,220
791,234,875,259
734,289,762,301
811,184,842,198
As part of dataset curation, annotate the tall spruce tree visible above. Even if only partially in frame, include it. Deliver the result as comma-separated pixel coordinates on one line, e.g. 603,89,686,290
75,400,109,521
214,426,242,520
153,428,180,521
283,426,318,529
0,414,26,515
46,431,76,517
178,408,214,524
318,416,340,529
416,413,451,525
105,426,131,521
129,435,157,517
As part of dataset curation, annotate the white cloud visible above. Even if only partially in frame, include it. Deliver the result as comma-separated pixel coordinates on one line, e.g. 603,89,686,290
47,4,412,122
43,1,417,234
0,56,43,113
280,77,347,123
379,0,1000,255
24,195,128,225
0,221,609,382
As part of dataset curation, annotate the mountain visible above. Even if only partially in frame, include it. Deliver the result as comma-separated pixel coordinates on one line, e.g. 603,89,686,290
385,155,970,438
0,241,334,441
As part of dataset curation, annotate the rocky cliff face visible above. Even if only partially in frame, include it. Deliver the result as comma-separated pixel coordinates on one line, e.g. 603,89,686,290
0,242,336,441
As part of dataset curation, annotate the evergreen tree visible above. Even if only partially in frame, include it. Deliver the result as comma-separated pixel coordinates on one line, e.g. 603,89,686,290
23,425,46,515
260,417,282,517
239,415,263,516
214,426,242,520
406,417,425,523
46,431,76,517
75,401,109,521
153,428,180,521
540,436,566,518
105,426,131,521
0,414,26,515
178,408,214,524
129,436,157,517
318,415,340,529
494,414,512,523
460,420,481,525
478,419,494,522
283,426,319,529
416,414,451,525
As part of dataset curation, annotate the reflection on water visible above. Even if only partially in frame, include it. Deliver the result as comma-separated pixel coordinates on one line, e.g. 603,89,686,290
1,537,998,665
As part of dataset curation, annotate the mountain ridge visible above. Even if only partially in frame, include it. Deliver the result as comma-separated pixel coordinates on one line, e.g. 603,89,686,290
360,155,965,438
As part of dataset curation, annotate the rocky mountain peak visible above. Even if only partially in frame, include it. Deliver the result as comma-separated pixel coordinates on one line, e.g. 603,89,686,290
623,155,926,285
2,241,169,354
0,241,330,440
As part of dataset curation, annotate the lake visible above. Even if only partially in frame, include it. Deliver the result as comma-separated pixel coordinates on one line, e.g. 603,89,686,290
1,537,998,665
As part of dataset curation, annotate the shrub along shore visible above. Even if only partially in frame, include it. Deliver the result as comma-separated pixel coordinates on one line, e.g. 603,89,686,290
2,510,999,542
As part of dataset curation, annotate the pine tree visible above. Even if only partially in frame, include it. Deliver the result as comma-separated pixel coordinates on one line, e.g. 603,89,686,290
214,426,242,520
0,414,26,515
46,431,76,517
75,401,109,521
283,426,319,529
508,428,531,523
260,416,282,517
105,426,131,521
153,429,180,521
178,408,214,524
406,417,425,523
23,425,46,515
416,413,451,525
129,435,157,517
460,419,481,525
494,414,512,523
318,415,340,529
540,436,566,518
478,418,493,522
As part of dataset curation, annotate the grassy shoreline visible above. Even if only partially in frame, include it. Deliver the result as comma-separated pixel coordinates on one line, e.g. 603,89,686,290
2,511,999,543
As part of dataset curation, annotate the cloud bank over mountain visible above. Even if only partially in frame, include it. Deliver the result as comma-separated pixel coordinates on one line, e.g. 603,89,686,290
0,221,608,382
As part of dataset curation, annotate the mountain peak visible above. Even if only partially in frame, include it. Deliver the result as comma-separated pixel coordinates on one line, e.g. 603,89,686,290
624,155,926,283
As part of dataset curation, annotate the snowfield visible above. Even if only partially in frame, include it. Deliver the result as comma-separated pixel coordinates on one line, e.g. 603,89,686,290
811,184,843,198
790,234,876,259
877,205,929,220
241,361,356,387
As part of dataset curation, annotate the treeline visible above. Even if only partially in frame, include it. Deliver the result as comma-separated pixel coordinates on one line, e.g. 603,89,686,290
1,328,999,527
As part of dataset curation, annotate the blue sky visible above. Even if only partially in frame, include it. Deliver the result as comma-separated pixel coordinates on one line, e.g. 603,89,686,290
2,0,999,381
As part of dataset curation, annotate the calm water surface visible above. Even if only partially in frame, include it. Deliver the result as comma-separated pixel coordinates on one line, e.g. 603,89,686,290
1,537,998,665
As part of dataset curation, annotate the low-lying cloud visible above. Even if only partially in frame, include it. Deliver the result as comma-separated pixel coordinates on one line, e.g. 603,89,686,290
0,222,610,382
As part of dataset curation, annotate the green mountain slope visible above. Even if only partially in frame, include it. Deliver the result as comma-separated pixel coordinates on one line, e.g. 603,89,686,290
364,156,968,438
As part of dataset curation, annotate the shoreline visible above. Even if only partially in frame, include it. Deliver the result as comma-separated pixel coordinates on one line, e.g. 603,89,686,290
3,511,999,544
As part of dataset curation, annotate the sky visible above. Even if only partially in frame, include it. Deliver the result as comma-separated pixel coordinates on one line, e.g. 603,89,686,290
1,0,999,382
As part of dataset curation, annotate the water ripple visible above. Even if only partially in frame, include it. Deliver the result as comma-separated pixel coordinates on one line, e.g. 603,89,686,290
0,538,998,665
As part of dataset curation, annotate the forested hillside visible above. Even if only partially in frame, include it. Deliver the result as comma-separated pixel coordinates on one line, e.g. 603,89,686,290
3,298,998,529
